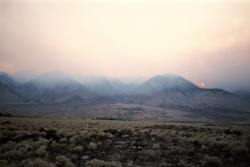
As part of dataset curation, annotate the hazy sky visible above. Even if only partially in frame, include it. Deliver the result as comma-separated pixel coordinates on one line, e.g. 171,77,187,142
0,0,250,91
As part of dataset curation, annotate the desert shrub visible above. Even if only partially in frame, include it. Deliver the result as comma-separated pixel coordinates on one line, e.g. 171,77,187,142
140,133,146,139
142,128,151,134
222,147,230,152
36,146,47,156
89,142,97,150
56,130,64,138
59,138,67,143
170,130,177,137
19,158,32,167
79,131,88,137
152,143,160,149
204,155,222,165
40,131,47,137
84,134,91,140
107,133,113,139
34,137,49,146
15,141,34,149
55,155,75,167
231,146,249,154
32,131,40,136
97,141,102,146
0,159,8,167
17,131,32,137
50,141,59,148
201,145,209,151
0,141,16,153
140,149,160,157
65,132,77,137
97,132,106,140
27,158,55,167
122,134,129,138
15,141,34,154
165,135,174,141
0,150,19,160
85,159,122,167
71,154,77,160
0,133,3,140
73,145,83,152
69,135,80,144
187,137,196,142
65,162,75,167
157,132,165,138
150,131,158,137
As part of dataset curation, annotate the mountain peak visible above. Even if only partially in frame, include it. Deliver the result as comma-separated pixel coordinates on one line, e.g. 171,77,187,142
132,74,198,95
29,70,80,88
10,70,39,83
161,73,179,78
0,71,16,89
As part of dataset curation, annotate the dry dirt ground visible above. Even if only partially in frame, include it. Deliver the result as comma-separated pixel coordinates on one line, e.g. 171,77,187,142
1,103,250,123
0,118,250,167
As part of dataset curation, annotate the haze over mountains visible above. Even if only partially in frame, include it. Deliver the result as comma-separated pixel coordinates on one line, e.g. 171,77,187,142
0,70,250,113
126,74,250,112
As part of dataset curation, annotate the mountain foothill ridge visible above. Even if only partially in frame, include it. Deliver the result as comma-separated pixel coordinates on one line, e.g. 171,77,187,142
0,70,249,113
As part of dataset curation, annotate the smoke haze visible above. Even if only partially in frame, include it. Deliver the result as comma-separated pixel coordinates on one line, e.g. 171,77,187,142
0,0,250,91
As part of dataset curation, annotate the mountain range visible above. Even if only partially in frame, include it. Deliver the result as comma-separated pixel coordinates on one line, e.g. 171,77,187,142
0,70,250,113
126,74,250,112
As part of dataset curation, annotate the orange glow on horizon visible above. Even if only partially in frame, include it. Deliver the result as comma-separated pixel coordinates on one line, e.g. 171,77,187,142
201,83,205,87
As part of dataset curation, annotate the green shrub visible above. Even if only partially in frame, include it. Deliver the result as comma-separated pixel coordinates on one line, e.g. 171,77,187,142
142,128,151,134
40,131,47,137
0,141,16,153
231,146,249,154
27,158,55,167
0,150,19,160
201,145,209,151
69,135,80,143
0,159,8,167
85,159,122,167
222,147,230,152
65,132,77,137
204,155,222,165
84,135,91,140
73,145,83,152
89,142,97,150
150,131,158,137
55,155,75,167
140,133,146,139
34,137,49,146
50,141,59,148
97,132,106,140
19,158,32,167
107,133,113,139
59,138,67,143
36,146,47,156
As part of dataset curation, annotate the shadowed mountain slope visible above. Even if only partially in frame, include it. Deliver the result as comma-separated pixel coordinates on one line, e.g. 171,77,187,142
10,70,39,84
0,81,26,103
0,72,17,89
17,70,97,103
234,89,250,104
126,73,250,112
71,74,138,96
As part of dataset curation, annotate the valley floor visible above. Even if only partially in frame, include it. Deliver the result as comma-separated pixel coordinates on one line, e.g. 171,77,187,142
1,103,250,124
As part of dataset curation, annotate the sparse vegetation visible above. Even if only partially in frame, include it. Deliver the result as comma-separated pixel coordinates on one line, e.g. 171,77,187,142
94,117,131,121
0,117,249,166
0,112,14,117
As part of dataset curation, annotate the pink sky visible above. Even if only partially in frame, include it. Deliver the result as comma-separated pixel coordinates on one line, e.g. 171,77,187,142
0,0,250,91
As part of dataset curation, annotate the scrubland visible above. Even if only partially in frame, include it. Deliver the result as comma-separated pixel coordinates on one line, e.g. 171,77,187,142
0,117,250,167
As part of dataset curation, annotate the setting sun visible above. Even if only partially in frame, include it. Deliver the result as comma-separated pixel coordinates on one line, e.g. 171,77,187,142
201,83,205,87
